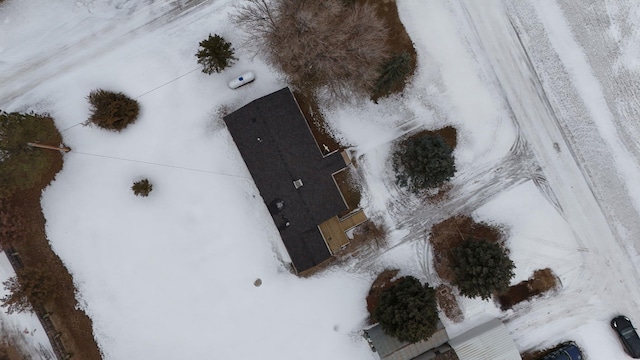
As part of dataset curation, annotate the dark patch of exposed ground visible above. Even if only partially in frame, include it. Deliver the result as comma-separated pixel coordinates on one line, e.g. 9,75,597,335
497,268,559,310
429,215,505,282
1,124,102,359
365,269,400,324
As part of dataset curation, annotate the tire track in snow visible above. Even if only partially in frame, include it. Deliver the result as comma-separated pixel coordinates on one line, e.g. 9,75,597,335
352,1,639,349
348,1,544,273
458,0,640,347
352,132,536,272
505,0,640,267
0,0,218,107
552,0,640,172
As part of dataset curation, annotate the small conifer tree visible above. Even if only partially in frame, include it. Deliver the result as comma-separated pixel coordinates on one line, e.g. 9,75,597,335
372,52,413,101
196,34,237,74
87,89,140,131
452,238,515,300
132,178,153,197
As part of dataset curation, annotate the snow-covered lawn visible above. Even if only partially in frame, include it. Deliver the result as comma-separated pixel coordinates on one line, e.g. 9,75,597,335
2,0,640,359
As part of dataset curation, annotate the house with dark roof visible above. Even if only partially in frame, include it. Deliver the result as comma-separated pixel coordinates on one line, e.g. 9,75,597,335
223,87,366,273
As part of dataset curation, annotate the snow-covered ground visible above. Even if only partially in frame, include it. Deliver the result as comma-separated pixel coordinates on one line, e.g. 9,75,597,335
1,0,640,359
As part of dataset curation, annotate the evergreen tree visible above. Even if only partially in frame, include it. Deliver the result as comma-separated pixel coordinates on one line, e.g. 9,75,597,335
393,133,456,193
452,238,515,300
372,52,413,101
0,111,59,199
132,178,153,197
87,89,140,131
196,34,237,74
374,276,439,343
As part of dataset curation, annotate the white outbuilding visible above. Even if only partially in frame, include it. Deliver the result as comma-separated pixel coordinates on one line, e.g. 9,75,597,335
449,318,522,360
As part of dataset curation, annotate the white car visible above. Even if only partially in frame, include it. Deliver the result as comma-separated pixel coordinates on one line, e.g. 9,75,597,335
228,71,255,89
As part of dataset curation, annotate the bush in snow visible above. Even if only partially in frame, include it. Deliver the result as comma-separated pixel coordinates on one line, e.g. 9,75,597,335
374,276,439,343
393,133,456,193
451,238,515,300
87,89,140,131
132,178,153,197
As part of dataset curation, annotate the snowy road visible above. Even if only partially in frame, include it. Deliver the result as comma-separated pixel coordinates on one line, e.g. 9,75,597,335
505,0,640,271
459,0,640,351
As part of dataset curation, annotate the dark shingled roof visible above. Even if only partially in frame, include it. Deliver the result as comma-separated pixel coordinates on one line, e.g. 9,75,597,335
223,88,348,273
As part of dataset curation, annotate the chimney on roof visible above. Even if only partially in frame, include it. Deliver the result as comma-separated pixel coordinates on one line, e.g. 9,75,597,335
293,179,303,189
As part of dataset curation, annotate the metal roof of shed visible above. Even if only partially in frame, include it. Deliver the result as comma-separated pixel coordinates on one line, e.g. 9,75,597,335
364,321,449,360
449,318,522,360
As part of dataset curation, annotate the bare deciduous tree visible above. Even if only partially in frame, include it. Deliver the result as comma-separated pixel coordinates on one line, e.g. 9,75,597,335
1,267,56,314
233,0,389,99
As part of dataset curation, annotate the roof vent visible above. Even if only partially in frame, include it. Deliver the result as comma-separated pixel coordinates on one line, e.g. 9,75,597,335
293,179,303,189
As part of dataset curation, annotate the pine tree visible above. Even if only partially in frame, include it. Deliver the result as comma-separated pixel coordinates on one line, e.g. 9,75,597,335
393,133,456,193
451,238,515,300
196,34,237,74
374,276,439,343
372,52,413,101
132,178,153,197
87,89,140,131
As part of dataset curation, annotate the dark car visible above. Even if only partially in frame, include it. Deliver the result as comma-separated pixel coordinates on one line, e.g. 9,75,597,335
612,315,640,358
541,342,583,360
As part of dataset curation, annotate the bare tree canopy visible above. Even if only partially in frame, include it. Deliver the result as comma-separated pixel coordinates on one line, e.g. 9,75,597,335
233,0,389,98
1,267,57,314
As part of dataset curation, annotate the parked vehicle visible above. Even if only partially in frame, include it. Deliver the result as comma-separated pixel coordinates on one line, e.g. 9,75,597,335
612,315,640,358
541,342,582,360
228,71,255,89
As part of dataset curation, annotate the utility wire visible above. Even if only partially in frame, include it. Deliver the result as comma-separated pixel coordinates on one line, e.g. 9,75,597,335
60,66,202,133
72,151,250,179
61,122,84,132
58,67,246,179
134,67,201,99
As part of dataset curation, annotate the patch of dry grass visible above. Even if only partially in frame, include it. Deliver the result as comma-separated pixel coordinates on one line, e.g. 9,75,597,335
435,284,463,323
365,269,400,323
429,215,504,282
497,268,559,310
